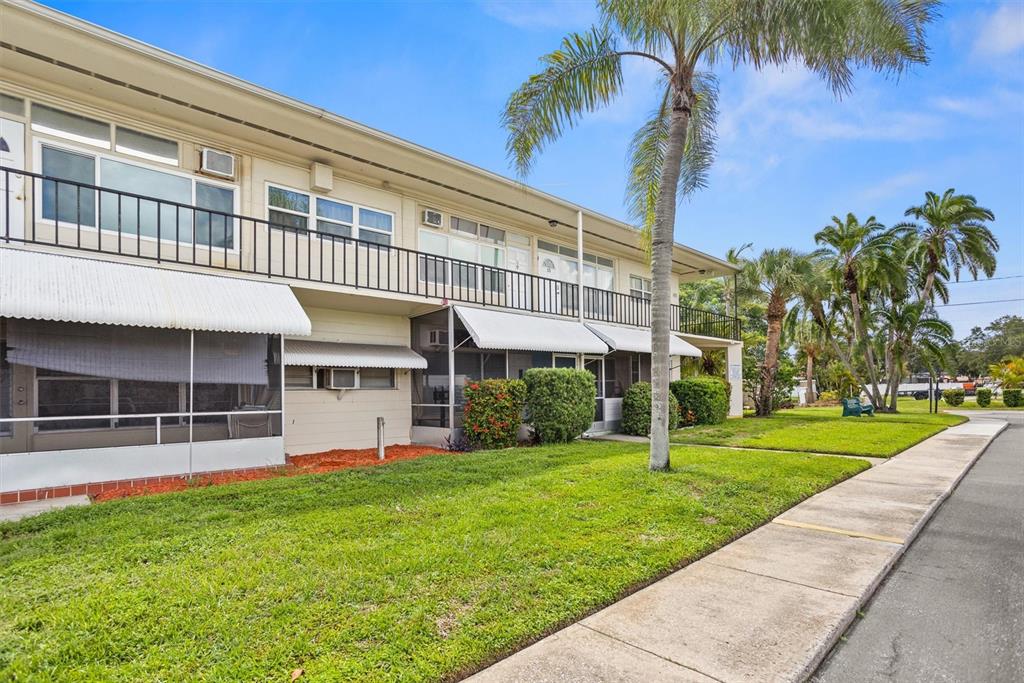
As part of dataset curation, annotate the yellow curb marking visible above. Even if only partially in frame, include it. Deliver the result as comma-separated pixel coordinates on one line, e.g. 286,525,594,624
772,519,904,545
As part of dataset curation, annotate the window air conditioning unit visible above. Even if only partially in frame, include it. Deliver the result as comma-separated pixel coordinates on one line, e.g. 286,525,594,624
200,148,236,179
324,368,355,390
427,329,449,346
421,209,443,228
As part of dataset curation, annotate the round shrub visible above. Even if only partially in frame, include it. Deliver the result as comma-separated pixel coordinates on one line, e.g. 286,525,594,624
523,368,596,443
817,390,839,404
1003,388,1023,408
463,378,527,449
975,387,992,408
621,382,680,436
942,388,965,406
670,376,728,425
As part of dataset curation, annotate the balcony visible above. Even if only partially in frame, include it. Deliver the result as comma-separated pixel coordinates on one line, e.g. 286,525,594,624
0,166,740,340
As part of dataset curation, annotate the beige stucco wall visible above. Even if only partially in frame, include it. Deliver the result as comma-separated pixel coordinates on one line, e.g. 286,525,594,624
283,305,413,454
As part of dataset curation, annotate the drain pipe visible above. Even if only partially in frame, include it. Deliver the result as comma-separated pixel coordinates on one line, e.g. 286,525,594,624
377,416,386,460
577,210,584,322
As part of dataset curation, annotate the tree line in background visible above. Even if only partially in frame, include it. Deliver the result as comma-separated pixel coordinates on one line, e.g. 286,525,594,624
682,189,1016,415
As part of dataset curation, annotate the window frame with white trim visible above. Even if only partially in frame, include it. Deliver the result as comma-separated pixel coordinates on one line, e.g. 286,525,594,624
416,213,530,291
265,183,395,246
31,137,240,250
629,275,652,300
285,366,397,390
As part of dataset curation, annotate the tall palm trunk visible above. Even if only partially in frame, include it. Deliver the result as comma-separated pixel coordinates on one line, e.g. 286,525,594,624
848,287,884,406
881,326,895,410
649,87,691,472
805,352,816,404
756,294,785,416
809,304,870,401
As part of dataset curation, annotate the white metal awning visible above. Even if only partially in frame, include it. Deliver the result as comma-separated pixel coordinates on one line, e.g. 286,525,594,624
585,322,703,357
453,305,608,354
284,339,427,369
0,248,311,335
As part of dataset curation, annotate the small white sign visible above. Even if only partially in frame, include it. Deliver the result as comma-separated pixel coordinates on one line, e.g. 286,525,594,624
728,364,742,381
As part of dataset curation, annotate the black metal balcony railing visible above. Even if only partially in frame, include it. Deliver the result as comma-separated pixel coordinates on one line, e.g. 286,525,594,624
1,167,740,340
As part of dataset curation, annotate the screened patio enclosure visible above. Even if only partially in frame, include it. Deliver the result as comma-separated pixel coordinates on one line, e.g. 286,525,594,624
0,248,311,494
409,305,702,441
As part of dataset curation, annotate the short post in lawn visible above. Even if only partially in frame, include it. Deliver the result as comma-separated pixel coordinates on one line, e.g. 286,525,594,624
377,416,386,461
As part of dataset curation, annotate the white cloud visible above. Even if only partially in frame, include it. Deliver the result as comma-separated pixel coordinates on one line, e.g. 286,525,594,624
784,109,944,142
478,1,596,29
973,2,1024,57
860,171,929,202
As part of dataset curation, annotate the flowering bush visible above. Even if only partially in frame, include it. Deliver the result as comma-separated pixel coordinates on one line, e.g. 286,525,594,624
463,379,526,449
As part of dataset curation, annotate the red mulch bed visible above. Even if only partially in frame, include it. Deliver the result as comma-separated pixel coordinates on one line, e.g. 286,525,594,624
93,444,447,502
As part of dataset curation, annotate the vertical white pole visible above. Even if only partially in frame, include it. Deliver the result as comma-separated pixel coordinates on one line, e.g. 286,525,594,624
188,330,194,480
447,305,455,435
576,210,584,323
279,335,286,448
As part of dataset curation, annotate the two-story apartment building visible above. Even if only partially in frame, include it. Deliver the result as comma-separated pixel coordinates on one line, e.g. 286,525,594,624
0,0,743,503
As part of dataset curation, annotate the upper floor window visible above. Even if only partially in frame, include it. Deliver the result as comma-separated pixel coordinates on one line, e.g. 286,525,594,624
115,127,179,166
630,275,652,300
267,185,393,245
38,141,235,248
31,103,110,149
0,92,25,117
30,104,180,168
538,240,614,290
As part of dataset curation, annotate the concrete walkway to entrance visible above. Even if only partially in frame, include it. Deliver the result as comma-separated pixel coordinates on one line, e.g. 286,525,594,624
466,416,1007,683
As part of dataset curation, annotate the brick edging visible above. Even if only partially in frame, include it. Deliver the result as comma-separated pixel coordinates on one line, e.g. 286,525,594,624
0,463,287,505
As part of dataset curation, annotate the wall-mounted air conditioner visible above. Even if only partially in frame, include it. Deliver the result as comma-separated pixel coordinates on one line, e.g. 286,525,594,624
426,329,449,347
421,209,443,228
324,368,356,390
200,148,236,179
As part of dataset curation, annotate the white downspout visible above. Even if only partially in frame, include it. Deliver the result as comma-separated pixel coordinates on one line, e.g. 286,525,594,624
188,329,194,481
576,210,584,323
447,305,455,435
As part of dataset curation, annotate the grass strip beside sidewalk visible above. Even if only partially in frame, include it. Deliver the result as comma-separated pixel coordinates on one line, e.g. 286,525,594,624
0,441,865,682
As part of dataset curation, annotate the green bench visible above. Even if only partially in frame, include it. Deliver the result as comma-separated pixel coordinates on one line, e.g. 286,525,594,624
842,397,875,417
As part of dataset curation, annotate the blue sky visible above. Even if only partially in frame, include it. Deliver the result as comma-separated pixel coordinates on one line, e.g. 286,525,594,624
43,0,1024,336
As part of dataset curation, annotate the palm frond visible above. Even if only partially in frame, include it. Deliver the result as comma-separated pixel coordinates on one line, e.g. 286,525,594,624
502,27,624,177
625,72,718,256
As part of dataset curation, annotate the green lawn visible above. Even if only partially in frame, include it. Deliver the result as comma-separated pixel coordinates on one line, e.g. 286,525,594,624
0,442,865,682
672,400,966,457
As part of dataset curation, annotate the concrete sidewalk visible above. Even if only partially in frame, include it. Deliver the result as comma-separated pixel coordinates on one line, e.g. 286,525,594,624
466,417,1007,683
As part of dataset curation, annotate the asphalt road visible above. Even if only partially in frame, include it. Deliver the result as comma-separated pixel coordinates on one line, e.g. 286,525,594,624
813,413,1024,682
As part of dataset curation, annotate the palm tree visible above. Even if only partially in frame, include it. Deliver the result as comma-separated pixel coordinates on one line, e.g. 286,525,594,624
741,248,812,415
785,312,827,405
814,214,902,408
503,0,935,470
877,300,954,410
900,189,998,303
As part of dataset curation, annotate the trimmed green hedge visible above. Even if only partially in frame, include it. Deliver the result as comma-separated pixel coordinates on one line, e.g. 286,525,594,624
975,387,992,407
942,388,965,406
621,382,680,436
670,376,729,425
463,379,527,449
523,368,596,443
1004,388,1023,408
